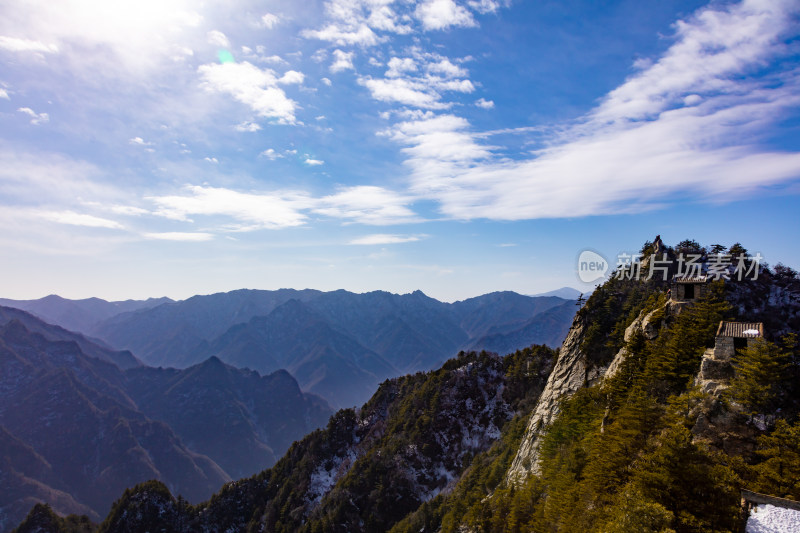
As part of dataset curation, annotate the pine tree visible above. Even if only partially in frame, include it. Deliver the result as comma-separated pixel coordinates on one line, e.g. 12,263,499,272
752,419,800,500
728,337,792,415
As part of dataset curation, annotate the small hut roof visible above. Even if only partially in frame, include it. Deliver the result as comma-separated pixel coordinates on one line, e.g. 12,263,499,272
716,321,764,338
673,275,708,284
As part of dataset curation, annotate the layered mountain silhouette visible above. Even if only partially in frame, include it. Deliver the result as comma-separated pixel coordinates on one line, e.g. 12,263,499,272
0,307,331,530
104,290,571,406
1,290,576,408
0,295,172,338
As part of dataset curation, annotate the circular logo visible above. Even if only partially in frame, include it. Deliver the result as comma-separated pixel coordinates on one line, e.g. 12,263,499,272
577,250,608,283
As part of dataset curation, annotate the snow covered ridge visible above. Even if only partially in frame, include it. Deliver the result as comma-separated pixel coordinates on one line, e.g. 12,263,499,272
302,352,514,514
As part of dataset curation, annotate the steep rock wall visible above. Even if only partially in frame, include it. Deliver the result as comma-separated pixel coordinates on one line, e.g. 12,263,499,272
507,299,681,481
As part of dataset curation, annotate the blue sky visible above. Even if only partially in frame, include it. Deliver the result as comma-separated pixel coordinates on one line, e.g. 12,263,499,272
1,0,799,302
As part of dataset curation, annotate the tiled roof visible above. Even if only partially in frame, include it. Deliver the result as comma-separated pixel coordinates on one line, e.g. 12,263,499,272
674,275,708,283
716,321,764,338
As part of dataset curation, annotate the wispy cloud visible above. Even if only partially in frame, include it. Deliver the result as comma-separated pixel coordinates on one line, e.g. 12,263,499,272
18,107,49,125
0,36,58,53
415,0,477,31
261,13,281,29
143,231,214,241
148,185,313,230
39,210,124,229
145,183,420,230
301,0,491,49
0,147,118,204
330,49,355,73
207,30,230,48
315,185,420,225
359,51,474,109
349,233,427,245
386,0,800,220
302,24,381,47
129,136,153,146
198,61,298,124
260,148,283,160
235,121,261,132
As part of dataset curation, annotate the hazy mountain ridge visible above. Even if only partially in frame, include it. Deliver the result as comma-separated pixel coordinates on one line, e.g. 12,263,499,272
83,289,573,407
0,296,172,340
0,319,230,531
0,309,332,531
0,307,140,370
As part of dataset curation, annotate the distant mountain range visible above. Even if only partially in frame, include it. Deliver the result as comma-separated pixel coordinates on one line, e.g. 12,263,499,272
531,286,584,299
0,307,331,530
0,290,577,408
0,295,172,338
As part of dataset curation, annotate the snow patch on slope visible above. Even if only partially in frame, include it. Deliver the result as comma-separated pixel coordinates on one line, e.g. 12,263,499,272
746,504,800,533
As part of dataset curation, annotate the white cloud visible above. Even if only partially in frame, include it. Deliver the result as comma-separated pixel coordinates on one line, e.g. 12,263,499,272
0,88,7,99
386,57,417,78
235,121,261,132
359,77,449,109
330,49,355,73
368,5,413,34
321,77,333,86
311,49,328,63
468,0,502,14
129,136,153,146
388,0,800,221
314,185,419,225
361,51,475,109
17,107,49,125
39,210,124,229
278,70,305,84
425,58,467,78
349,233,426,245
207,30,230,48
590,0,794,125
204,157,219,163
198,61,297,123
257,54,287,64
148,185,313,230
143,231,214,241
415,0,477,31
302,23,381,46
110,205,150,216
261,13,280,29
260,148,283,160
475,97,494,109
388,114,493,165
0,36,58,53
304,157,325,165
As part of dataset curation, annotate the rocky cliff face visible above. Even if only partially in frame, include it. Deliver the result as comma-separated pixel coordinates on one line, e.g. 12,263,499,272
507,296,682,480
507,313,595,479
